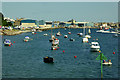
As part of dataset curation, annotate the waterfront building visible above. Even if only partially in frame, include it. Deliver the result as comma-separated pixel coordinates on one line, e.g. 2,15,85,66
20,19,38,28
4,17,15,22
86,22,94,27
39,20,46,28
45,21,52,28
14,18,25,26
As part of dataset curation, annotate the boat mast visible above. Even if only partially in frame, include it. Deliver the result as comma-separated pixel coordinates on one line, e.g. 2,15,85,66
83,22,85,37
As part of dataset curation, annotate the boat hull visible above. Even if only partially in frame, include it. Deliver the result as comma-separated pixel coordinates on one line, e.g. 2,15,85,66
4,43,11,46
102,62,112,66
90,48,100,52
49,39,53,42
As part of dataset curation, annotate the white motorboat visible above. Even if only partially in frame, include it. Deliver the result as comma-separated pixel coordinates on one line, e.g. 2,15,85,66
56,32,61,36
85,35,91,38
96,30,104,33
64,35,68,38
32,32,35,34
90,42,100,52
4,39,11,46
101,30,110,33
82,38,88,43
44,34,48,36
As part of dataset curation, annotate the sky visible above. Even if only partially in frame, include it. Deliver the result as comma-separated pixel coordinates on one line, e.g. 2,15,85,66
1,0,120,2
1,2,118,22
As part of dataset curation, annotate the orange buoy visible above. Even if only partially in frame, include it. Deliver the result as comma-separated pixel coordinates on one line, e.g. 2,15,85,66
74,56,77,58
113,52,115,54
63,50,65,53
35,33,36,34
14,41,15,43
55,48,57,50
11,43,13,45
9,45,11,46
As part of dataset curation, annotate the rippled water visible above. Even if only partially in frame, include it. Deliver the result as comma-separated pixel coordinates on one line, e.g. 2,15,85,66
2,28,118,78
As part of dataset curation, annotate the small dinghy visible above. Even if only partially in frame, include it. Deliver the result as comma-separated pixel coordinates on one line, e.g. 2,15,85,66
44,34,48,36
68,32,71,34
79,33,83,37
32,32,35,34
70,38,75,41
43,56,54,63
56,32,61,36
4,39,11,46
64,35,68,38
102,60,112,66
24,36,30,42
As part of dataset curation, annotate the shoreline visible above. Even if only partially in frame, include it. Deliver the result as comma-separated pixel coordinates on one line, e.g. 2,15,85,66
0,26,119,36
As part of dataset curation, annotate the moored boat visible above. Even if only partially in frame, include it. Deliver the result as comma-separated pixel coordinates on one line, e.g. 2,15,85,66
43,56,54,63
51,38,59,50
85,35,91,38
49,35,55,42
90,42,100,52
23,36,30,42
88,28,91,34
32,32,34,34
56,32,61,36
68,32,71,34
82,37,88,43
70,38,75,41
4,39,11,46
44,34,48,36
64,35,68,38
102,60,112,65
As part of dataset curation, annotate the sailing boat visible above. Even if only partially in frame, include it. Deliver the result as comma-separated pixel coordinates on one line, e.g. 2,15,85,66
67,26,71,34
85,27,91,38
88,28,91,34
49,23,55,42
82,23,88,43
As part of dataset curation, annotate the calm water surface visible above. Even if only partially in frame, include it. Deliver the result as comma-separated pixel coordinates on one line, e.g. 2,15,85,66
2,28,118,78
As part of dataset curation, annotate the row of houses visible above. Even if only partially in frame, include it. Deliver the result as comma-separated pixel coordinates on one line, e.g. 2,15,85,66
2,17,118,29
10,18,95,28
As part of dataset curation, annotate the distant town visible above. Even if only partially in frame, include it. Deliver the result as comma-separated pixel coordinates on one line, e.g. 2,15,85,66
0,12,119,29
0,12,119,35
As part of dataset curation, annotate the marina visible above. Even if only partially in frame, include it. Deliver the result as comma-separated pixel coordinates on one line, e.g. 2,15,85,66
1,1,119,79
2,28,118,78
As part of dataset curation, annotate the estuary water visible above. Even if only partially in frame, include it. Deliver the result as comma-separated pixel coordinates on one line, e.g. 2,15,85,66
2,28,119,78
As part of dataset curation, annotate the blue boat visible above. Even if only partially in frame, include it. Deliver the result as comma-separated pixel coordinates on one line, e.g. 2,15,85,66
4,39,11,46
